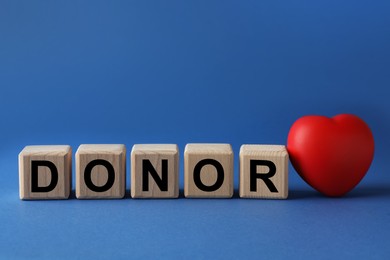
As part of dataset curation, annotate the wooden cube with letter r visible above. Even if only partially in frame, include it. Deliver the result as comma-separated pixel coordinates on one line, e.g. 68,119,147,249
239,145,288,199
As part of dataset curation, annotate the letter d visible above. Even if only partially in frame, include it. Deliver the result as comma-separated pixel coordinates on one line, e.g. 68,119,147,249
31,160,59,192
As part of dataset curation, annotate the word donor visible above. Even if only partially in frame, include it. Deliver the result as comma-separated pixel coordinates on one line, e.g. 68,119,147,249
19,144,288,200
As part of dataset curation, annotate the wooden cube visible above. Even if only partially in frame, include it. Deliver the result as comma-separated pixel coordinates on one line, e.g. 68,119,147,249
19,145,72,200
239,145,288,199
131,144,179,198
184,144,233,198
76,144,126,199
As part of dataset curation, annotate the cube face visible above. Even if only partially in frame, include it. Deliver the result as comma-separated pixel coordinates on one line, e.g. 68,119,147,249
131,144,179,198
19,145,72,200
76,144,126,199
184,144,233,198
239,145,288,199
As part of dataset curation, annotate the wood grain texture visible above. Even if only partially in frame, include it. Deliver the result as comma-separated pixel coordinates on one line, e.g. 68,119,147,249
76,144,126,199
19,145,72,200
239,145,288,199
131,144,179,198
184,144,233,198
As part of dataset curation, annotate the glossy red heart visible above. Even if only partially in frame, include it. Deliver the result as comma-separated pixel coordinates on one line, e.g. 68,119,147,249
287,114,375,197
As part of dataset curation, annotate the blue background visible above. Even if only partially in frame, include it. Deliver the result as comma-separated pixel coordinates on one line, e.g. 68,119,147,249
1,0,389,259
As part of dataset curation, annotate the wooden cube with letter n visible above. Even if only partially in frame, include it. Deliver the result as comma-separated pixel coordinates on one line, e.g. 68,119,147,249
239,145,288,199
19,145,72,200
76,144,126,199
131,144,179,198
184,144,233,198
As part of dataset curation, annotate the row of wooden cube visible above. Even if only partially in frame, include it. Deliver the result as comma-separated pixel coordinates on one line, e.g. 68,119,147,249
19,144,288,200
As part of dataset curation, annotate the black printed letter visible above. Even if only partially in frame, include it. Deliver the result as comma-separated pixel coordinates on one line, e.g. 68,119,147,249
142,159,168,191
250,160,278,192
194,159,224,192
84,159,115,192
31,160,58,192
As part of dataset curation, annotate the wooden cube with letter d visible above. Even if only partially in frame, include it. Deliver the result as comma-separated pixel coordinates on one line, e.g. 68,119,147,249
19,145,72,200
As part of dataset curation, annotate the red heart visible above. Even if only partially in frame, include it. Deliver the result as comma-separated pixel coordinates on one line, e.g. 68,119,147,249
287,114,375,197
